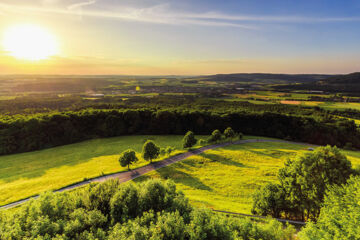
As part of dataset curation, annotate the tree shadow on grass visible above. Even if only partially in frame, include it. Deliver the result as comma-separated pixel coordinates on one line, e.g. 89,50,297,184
134,166,213,192
200,152,248,168
246,149,297,159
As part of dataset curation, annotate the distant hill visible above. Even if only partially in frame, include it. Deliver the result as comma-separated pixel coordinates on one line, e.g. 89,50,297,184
274,72,360,95
188,73,332,84
322,72,360,84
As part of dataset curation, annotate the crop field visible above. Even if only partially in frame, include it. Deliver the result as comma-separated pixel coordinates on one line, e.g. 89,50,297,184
0,135,206,206
135,141,360,214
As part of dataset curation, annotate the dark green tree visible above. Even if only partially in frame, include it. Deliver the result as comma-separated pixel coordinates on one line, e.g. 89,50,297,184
182,131,197,149
251,183,287,218
119,149,138,170
279,145,352,220
208,129,222,143
224,127,236,141
142,140,160,163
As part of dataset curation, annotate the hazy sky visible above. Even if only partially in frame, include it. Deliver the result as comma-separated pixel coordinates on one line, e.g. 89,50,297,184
0,0,360,75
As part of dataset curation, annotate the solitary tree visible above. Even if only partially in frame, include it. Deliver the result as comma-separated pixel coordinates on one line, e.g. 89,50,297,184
142,140,160,163
182,131,197,149
279,145,353,220
208,129,222,143
119,149,138,170
224,127,236,141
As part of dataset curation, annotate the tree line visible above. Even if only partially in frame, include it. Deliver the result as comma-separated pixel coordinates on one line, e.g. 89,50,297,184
0,179,296,240
1,108,359,155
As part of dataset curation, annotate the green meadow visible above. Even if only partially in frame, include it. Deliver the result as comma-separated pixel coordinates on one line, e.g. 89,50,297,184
0,135,206,206
1,134,359,212
135,141,360,214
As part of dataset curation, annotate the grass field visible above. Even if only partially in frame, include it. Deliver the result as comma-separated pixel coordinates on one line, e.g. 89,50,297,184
1,135,360,211
134,141,360,214
0,135,206,206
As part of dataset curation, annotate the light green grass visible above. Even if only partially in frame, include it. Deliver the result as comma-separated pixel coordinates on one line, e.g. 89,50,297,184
134,141,360,214
318,102,360,111
0,135,205,206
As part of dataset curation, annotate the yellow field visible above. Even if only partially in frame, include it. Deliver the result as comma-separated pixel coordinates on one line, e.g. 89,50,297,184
135,142,360,214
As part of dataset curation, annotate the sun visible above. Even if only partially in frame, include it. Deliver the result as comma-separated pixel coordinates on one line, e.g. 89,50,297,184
2,24,59,61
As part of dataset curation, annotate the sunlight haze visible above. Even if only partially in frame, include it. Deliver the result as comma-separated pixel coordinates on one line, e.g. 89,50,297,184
0,0,359,74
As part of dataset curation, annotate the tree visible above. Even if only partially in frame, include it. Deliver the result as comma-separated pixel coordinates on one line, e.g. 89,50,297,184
224,127,236,141
278,145,353,220
251,183,287,218
182,131,197,149
119,149,138,170
142,140,160,163
251,145,353,221
208,129,222,143
299,176,360,239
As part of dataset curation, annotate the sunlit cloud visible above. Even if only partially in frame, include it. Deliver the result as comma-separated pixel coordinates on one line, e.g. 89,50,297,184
68,0,97,10
3,1,359,30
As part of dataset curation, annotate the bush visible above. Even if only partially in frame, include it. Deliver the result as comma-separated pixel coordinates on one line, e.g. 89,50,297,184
165,146,174,155
208,129,222,143
224,127,236,140
182,131,197,149
198,139,207,145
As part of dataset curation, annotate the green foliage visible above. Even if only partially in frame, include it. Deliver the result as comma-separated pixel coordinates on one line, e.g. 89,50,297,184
279,145,352,220
208,129,222,143
142,140,160,163
110,183,140,224
198,139,206,145
252,145,354,220
251,183,287,218
299,176,360,239
165,146,174,155
224,127,236,140
0,178,296,239
182,131,197,149
119,149,138,170
1,106,360,155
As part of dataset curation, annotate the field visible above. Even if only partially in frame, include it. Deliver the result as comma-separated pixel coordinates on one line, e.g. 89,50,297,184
0,135,206,206
134,141,360,214
223,91,360,111
1,134,360,211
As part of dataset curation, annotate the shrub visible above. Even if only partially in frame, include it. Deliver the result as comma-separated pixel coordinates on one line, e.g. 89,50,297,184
208,129,222,143
182,131,197,149
224,127,236,140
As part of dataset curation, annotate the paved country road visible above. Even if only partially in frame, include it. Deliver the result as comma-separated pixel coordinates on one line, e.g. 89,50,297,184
0,139,315,214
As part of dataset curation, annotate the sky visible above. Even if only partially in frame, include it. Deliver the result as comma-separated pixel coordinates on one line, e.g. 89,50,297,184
0,0,360,75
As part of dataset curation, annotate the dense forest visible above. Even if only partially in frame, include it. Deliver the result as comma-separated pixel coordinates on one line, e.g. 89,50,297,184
1,107,359,155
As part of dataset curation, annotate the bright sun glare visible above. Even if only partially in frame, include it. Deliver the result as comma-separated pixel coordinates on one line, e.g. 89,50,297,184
2,24,58,61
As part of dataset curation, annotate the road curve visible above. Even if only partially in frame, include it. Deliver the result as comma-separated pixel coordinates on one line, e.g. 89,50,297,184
0,139,315,210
